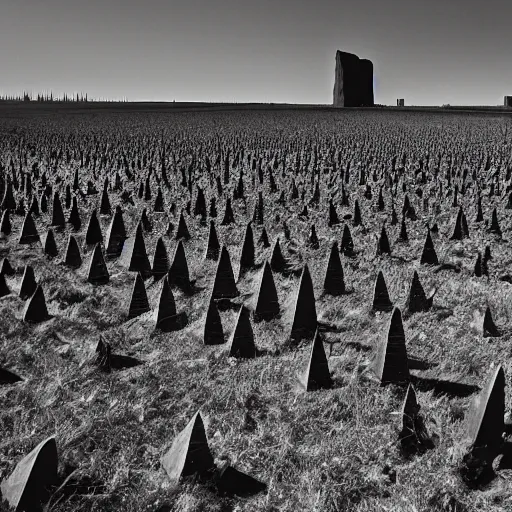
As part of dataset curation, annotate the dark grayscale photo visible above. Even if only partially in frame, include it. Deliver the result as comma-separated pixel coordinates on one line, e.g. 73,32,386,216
1,0,512,510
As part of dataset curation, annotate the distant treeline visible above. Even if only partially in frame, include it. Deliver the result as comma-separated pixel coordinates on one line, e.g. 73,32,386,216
0,92,129,103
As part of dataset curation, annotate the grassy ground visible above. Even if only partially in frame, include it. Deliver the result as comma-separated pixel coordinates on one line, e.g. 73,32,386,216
1,109,512,511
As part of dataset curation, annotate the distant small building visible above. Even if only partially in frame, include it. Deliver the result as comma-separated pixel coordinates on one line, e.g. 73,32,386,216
505,96,512,107
397,99,404,107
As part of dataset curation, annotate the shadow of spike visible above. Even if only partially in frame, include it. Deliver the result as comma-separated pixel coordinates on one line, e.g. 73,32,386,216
204,296,224,345
290,264,317,344
410,374,480,398
215,465,267,497
64,235,82,269
119,222,152,278
465,365,505,456
18,212,40,245
212,246,239,300
127,273,150,319
297,329,332,391
161,411,216,486
176,210,190,239
152,237,169,280
371,307,409,385
204,220,220,261
483,306,501,338
420,229,438,265
323,242,345,296
0,365,23,384
253,261,279,322
23,284,50,323
0,436,58,512
228,306,256,358
372,270,393,312
87,244,109,285
168,240,192,293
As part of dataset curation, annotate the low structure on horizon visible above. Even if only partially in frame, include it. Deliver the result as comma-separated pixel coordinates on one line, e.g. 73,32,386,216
505,96,512,107
397,99,405,107
333,51,374,108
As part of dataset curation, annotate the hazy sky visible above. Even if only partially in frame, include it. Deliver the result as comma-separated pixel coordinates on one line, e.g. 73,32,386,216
1,0,511,106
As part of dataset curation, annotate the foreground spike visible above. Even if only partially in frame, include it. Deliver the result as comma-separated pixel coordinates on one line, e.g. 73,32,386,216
64,235,82,269
205,220,220,261
228,306,256,358
404,271,431,314
155,276,180,331
420,229,439,265
176,210,191,240
87,244,109,285
371,307,410,385
376,224,391,255
488,207,502,236
290,264,317,343
204,296,224,345
105,205,126,259
152,237,169,280
212,246,239,300
18,212,39,245
120,222,151,277
127,273,150,319
323,242,345,296
297,329,332,391
0,437,58,512
221,197,235,225
483,306,501,338
340,224,355,257
168,240,192,292
161,411,215,486
19,265,37,300
85,209,103,247
42,229,58,258
67,196,81,231
238,223,255,277
270,238,287,273
258,226,270,248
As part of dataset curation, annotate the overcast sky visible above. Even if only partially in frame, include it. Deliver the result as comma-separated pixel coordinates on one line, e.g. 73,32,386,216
1,0,510,106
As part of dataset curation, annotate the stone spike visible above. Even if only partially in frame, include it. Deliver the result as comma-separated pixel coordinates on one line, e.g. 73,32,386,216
253,191,264,225
450,207,464,240
488,207,502,236
67,196,81,231
340,182,349,206
105,205,126,259
161,411,215,486
258,227,270,248
0,272,10,298
308,224,319,249
239,223,255,277
404,271,430,313
221,197,235,225
204,296,224,345
254,261,279,322
40,193,48,214
29,195,40,217
153,187,164,213
371,307,410,385
95,335,112,372
377,224,391,255
461,209,469,237
155,276,179,331
0,209,11,237
475,195,483,222
51,193,65,229
127,272,150,319
340,224,355,257
420,229,438,265
87,243,109,285
141,207,152,232
299,204,308,218
484,244,492,262
144,175,152,200
483,306,501,338
402,194,411,216
194,186,207,217
205,220,220,261
474,252,485,277
270,238,287,273
372,270,393,312
18,213,40,245
290,179,299,200
377,188,385,211
64,235,82,269
398,216,408,242
323,242,345,296
228,306,256,358
152,237,169,280
119,222,152,277
168,240,192,292
465,365,505,453
212,246,239,299
209,197,217,218
290,264,317,343
0,257,14,276
390,204,398,225
23,284,49,323
298,329,332,391
353,199,362,226
43,229,58,258
0,436,58,512
99,185,112,215
19,265,37,300
176,210,191,240
1,181,16,210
